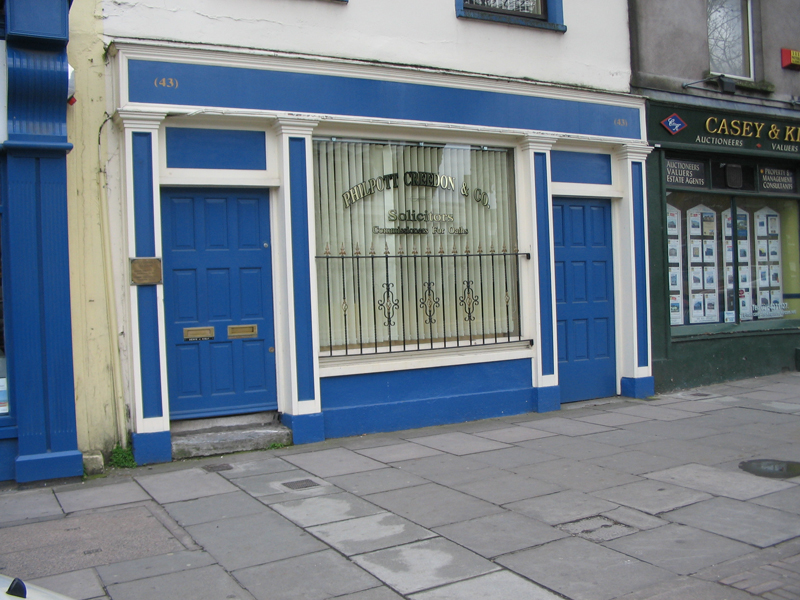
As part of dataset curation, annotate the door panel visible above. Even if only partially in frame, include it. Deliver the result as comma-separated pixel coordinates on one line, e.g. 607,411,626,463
162,188,277,419
554,198,616,402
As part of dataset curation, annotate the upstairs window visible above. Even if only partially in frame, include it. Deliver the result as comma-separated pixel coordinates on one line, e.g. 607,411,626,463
465,0,546,21
456,0,565,32
707,0,752,79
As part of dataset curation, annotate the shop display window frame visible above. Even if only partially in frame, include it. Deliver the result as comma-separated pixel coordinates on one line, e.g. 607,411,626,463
664,152,800,336
312,137,530,358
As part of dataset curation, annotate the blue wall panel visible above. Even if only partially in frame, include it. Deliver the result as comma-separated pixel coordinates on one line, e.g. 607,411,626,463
129,60,641,140
551,151,612,185
289,138,316,402
535,153,555,376
632,162,649,368
6,0,69,44
132,133,163,419
320,360,533,437
165,128,267,170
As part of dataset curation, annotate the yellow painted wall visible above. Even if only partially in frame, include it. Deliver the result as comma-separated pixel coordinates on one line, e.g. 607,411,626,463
66,0,126,455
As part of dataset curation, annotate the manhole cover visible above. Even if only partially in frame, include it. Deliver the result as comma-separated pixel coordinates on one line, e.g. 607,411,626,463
282,479,321,490
739,459,800,479
203,463,233,472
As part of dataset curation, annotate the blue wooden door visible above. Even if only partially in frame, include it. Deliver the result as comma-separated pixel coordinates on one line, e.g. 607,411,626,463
553,198,616,402
161,188,277,419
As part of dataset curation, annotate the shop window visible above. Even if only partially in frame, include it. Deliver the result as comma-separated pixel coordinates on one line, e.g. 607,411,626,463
666,192,800,329
707,0,752,79
456,0,566,32
313,139,524,356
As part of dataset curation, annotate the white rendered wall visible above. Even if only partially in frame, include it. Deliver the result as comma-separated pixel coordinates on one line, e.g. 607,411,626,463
102,0,631,93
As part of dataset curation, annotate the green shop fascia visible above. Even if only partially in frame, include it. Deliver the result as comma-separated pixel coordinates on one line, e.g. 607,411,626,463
646,101,800,391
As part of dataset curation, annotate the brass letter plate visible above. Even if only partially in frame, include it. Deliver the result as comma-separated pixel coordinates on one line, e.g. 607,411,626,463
228,324,258,339
130,258,163,285
184,326,214,341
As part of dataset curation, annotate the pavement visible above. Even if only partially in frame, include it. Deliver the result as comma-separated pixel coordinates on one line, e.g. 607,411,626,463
2,373,800,600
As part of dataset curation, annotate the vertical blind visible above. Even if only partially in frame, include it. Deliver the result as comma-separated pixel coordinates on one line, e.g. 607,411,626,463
314,139,521,355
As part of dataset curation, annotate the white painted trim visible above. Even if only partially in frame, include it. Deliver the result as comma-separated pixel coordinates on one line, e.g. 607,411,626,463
114,111,170,435
319,343,535,378
109,40,648,120
551,182,623,199
271,118,320,417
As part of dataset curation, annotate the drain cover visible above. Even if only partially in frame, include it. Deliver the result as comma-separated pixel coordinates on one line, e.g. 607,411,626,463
282,478,321,490
739,459,800,479
203,463,233,472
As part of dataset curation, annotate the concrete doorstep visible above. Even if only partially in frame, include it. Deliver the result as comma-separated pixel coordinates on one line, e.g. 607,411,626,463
170,412,292,459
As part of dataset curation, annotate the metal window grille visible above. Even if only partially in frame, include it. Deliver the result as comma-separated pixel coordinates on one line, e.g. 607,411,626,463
317,241,528,356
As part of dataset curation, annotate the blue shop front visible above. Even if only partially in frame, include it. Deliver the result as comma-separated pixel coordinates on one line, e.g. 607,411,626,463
109,43,655,464
0,0,83,482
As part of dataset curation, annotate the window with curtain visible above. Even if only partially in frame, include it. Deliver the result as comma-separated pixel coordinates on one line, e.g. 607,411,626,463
313,139,525,356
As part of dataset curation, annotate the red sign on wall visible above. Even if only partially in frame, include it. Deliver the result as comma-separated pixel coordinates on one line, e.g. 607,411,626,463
782,48,800,70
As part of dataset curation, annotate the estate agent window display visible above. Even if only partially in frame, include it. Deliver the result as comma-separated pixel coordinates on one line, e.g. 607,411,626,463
665,156,800,330
313,138,525,357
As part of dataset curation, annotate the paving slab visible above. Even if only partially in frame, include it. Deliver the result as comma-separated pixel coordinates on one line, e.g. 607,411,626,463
645,463,795,500
281,447,386,477
495,536,674,600
391,454,502,486
592,480,713,515
585,449,686,475
627,438,750,465
516,417,615,436
231,469,337,500
55,481,150,513
406,432,512,455
575,413,651,426
0,488,62,523
614,575,762,600
473,425,557,443
505,490,619,525
335,587,405,600
95,549,216,585
664,497,800,548
163,491,269,526
0,506,184,579
581,429,665,448
354,442,443,463
751,486,800,515
29,568,106,600
328,468,430,496
308,512,436,556
106,563,254,600
557,515,637,542
409,570,564,600
185,510,326,570
468,446,560,470
450,472,561,505
516,435,626,459
352,537,499,595
433,511,568,558
218,457,298,480
611,405,699,421
603,523,755,575
514,458,641,492
365,483,503,528
601,506,668,531
234,549,380,600
621,418,723,440
270,491,383,527
135,468,238,503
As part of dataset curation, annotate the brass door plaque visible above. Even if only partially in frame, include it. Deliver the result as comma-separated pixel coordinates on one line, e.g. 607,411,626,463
228,324,258,339
184,326,214,341
130,258,163,285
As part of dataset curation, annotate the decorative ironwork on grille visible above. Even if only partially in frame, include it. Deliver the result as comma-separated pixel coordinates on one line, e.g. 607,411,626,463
317,242,530,356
